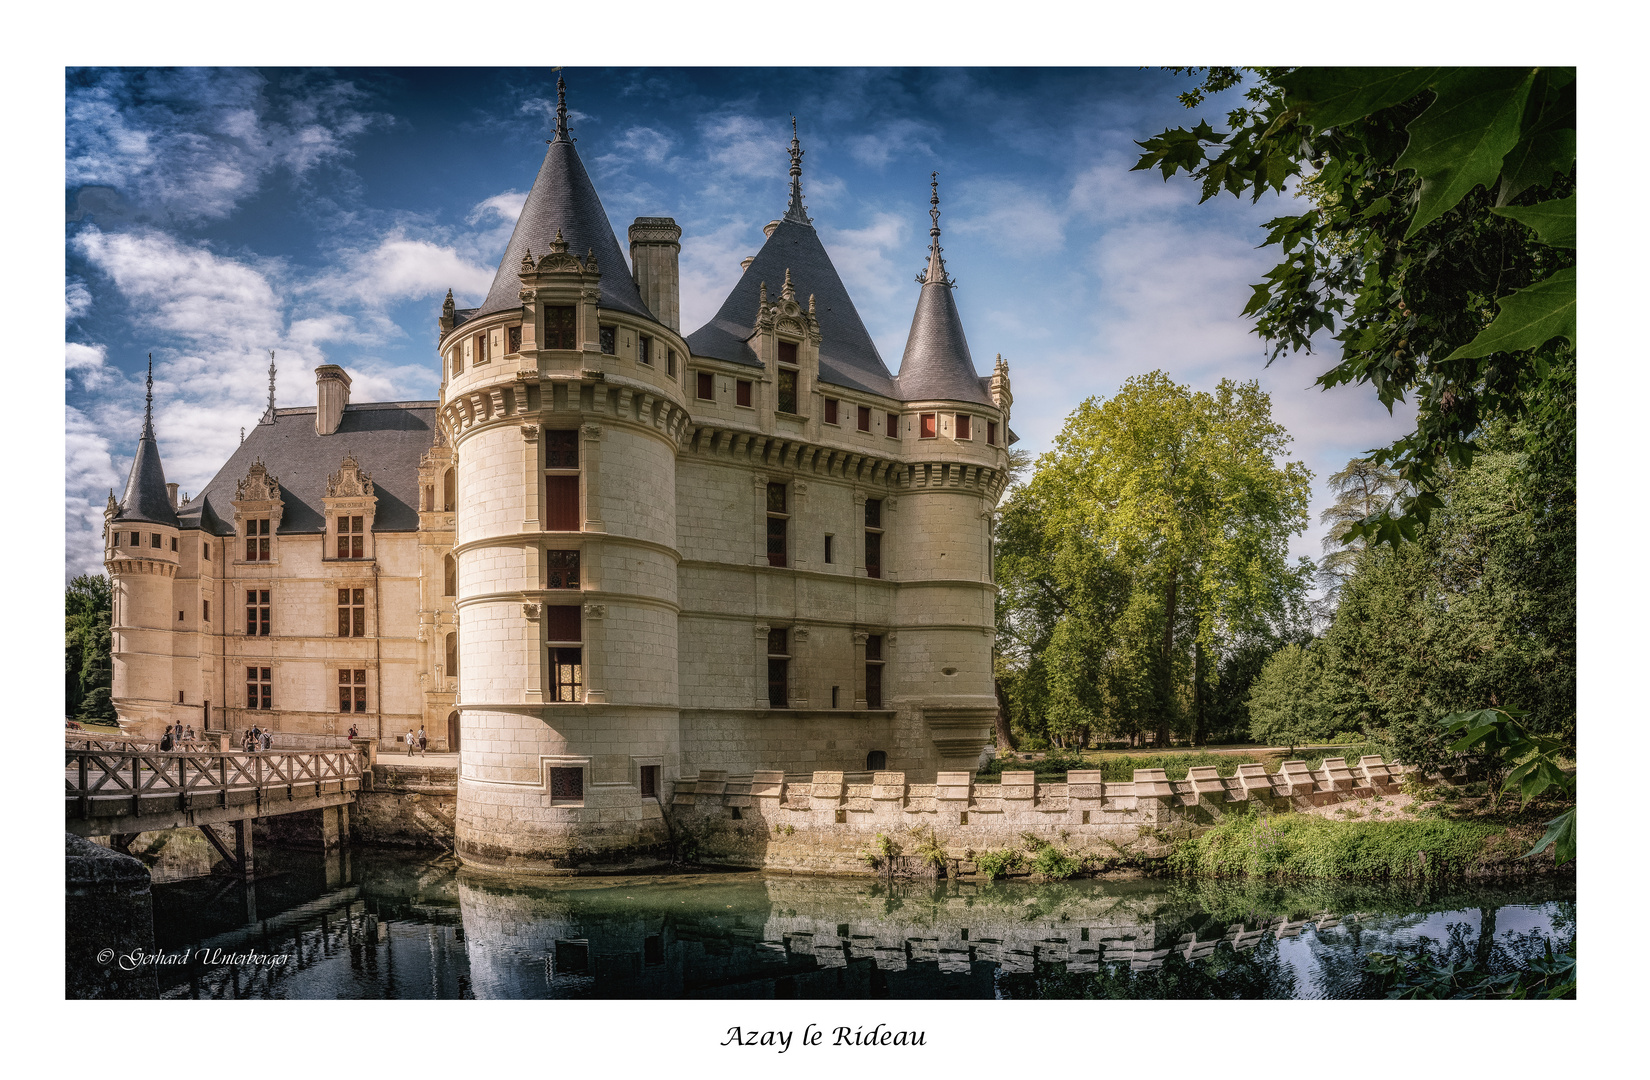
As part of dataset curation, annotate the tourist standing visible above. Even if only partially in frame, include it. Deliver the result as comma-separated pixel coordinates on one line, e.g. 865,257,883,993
405,729,415,756
417,726,427,755
184,724,195,744
348,723,359,740
261,729,272,751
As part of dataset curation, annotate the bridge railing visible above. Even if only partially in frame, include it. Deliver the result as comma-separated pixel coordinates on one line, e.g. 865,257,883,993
65,747,363,823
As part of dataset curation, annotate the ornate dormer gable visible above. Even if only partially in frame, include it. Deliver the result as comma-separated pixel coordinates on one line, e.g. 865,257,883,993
326,454,375,498
235,458,282,504
754,269,822,346
417,432,457,529
514,226,605,370
232,457,284,561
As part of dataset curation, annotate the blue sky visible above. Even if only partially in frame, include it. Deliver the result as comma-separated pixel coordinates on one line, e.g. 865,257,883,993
64,66,1415,580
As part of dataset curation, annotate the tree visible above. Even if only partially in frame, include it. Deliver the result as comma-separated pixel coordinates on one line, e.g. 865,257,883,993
1134,67,1575,548
1315,458,1404,611
1025,372,1314,746
1245,643,1330,753
65,574,115,721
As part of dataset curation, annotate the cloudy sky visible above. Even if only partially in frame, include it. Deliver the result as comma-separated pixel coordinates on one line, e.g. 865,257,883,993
64,66,1416,580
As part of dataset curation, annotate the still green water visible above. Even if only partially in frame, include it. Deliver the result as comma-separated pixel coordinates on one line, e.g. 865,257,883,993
148,846,1573,999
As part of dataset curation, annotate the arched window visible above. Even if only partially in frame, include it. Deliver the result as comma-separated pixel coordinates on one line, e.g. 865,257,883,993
445,632,458,677
866,750,887,771
443,553,456,597
423,484,433,512
443,468,455,512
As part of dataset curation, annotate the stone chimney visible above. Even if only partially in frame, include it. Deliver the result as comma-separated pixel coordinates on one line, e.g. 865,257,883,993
166,483,179,508
315,365,351,436
628,217,682,332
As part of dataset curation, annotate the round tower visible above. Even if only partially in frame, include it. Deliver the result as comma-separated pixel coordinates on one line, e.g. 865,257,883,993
443,78,692,871
105,358,185,739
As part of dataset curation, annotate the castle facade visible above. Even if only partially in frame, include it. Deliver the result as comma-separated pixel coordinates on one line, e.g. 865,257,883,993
104,82,1015,870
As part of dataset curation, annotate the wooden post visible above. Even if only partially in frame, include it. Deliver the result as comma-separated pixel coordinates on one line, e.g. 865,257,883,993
132,755,141,819
219,754,228,808
78,753,88,820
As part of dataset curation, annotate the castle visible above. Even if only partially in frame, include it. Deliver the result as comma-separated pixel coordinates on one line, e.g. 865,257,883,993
103,80,1016,870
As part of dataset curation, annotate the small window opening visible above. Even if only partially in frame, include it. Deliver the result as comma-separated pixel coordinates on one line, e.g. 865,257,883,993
956,414,972,440
171,536,178,552
546,550,580,589
886,412,899,438
824,398,839,425
151,533,161,548
736,379,753,408
638,335,652,365
920,413,937,439
777,340,798,365
824,534,833,564
835,809,847,824
731,806,743,820
544,306,577,350
857,405,871,432
598,326,616,355
667,349,677,377
640,764,659,798
831,685,840,709
987,420,998,445
866,750,887,771
697,372,714,400
550,766,584,803
178,610,184,621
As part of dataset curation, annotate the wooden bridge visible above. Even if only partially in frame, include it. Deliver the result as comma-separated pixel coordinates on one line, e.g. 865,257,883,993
66,737,363,874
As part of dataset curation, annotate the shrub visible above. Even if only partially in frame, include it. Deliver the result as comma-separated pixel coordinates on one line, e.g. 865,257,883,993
1168,809,1501,881
1031,845,1081,880
974,848,1026,881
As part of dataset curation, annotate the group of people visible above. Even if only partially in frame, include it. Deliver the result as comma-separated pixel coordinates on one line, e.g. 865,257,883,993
156,722,197,751
403,727,428,755
241,726,273,752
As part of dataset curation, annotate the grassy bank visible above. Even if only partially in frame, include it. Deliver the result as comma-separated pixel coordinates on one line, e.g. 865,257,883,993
979,745,1391,781
1166,805,1562,881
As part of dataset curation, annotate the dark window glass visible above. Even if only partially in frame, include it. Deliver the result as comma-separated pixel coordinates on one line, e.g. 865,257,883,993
446,633,458,677
824,398,838,424
867,750,887,770
857,405,871,431
451,345,463,376
767,628,787,655
599,326,616,355
768,657,788,708
736,380,752,407
864,499,882,528
920,413,937,438
545,306,577,350
130,532,139,546
339,669,367,714
697,372,714,399
545,475,580,531
508,325,521,354
246,589,270,636
667,349,677,376
555,940,589,972
338,588,366,637
767,515,787,567
766,482,787,514
865,531,882,579
644,934,664,965
778,340,798,365
545,429,579,469
640,765,659,798
866,634,883,661
987,420,998,445
545,606,581,642
956,414,972,440
638,336,651,365
546,550,580,589
551,766,584,800
867,664,883,709
203,600,209,621
777,369,797,414
824,534,833,563
246,666,272,711
171,536,178,551
552,649,583,703
152,533,161,548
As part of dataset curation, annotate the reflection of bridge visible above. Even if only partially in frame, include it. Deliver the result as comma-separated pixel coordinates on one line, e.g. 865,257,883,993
66,738,361,874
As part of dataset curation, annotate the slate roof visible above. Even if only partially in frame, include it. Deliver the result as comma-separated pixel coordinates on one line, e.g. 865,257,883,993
896,276,991,405
474,136,652,322
113,431,180,528
686,217,900,398
179,402,439,536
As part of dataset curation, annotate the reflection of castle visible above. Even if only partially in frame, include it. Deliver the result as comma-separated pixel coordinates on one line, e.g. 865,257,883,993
105,78,1012,872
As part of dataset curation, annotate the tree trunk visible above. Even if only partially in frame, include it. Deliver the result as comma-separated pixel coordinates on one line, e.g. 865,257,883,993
1156,569,1177,747
1192,639,1207,746
992,679,1016,751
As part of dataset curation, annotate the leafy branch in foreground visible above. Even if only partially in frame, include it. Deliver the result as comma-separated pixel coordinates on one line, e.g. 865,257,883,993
1440,707,1574,864
1133,67,1575,548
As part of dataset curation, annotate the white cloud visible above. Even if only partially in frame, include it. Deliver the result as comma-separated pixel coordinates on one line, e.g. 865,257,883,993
950,179,1067,253
823,212,910,307
314,231,496,310
66,342,116,390
845,119,940,170
467,190,527,226
66,278,92,321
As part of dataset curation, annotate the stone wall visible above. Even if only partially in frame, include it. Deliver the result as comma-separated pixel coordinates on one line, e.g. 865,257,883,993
669,757,1412,875
66,833,157,999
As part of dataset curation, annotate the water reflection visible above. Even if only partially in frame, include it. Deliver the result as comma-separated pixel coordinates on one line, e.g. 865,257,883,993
145,846,1573,1000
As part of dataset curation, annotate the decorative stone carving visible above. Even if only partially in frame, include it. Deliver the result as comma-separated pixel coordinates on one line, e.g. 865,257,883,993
325,455,375,498
523,603,541,620
521,423,539,441
235,459,281,502
582,603,606,620
581,423,603,439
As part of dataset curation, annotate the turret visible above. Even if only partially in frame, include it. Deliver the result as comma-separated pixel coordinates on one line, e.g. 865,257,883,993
629,217,682,331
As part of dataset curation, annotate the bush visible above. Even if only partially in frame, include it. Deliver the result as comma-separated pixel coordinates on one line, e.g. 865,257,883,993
1168,807,1501,881
974,848,1026,881
1031,845,1081,880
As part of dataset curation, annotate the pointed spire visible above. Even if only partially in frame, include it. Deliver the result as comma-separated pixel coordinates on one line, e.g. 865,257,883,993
142,353,155,439
920,172,953,288
783,117,812,225
781,267,795,302
553,74,571,142
260,350,278,424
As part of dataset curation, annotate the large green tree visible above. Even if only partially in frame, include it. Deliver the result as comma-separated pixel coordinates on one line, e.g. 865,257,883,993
1134,67,1575,548
1008,372,1314,746
66,574,115,721
1245,643,1330,752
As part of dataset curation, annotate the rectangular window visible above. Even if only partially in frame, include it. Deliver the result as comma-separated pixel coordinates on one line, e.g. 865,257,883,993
338,669,367,713
130,531,139,546
178,610,184,622
767,628,789,709
766,482,788,568
545,429,579,469
866,662,883,709
639,764,659,798
777,368,797,414
338,588,366,638
245,519,270,561
452,344,464,376
956,414,972,440
545,605,581,643
865,531,882,579
550,765,584,801
667,349,677,377
171,536,178,552
697,371,714,400
336,515,364,559
865,633,883,661
638,335,652,365
151,533,161,548
508,325,521,354
599,326,616,355
864,498,883,529
204,543,210,559
736,379,752,408
778,340,798,366
245,590,270,637
546,550,580,589
857,405,871,432
475,331,488,364
920,413,937,439
887,412,899,437
246,666,271,711
824,534,833,564
202,600,210,622
551,649,583,704
987,420,998,445
824,398,839,425
545,476,580,531
544,306,577,350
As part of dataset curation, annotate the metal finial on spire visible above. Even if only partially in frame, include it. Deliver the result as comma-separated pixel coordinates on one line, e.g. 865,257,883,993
783,117,811,225
142,353,155,438
553,75,570,142
261,350,278,425
920,172,953,287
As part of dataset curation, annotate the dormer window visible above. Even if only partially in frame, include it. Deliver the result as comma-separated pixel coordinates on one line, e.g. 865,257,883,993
778,340,798,366
336,515,364,559
777,369,798,414
245,519,271,561
545,306,577,350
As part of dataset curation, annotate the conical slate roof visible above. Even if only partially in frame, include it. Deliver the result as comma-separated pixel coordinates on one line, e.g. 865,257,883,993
475,82,651,321
113,360,179,528
895,179,990,405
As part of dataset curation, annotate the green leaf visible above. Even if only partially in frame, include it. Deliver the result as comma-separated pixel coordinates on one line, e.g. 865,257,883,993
1524,806,1575,865
1445,267,1576,359
1492,195,1575,248
1279,68,1441,131
1397,68,1536,238
1498,70,1576,205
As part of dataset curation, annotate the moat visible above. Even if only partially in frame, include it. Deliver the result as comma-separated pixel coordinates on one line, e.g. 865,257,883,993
141,844,1574,999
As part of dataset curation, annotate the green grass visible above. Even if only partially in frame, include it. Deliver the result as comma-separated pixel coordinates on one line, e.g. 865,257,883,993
1167,806,1503,881
982,743,1394,782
